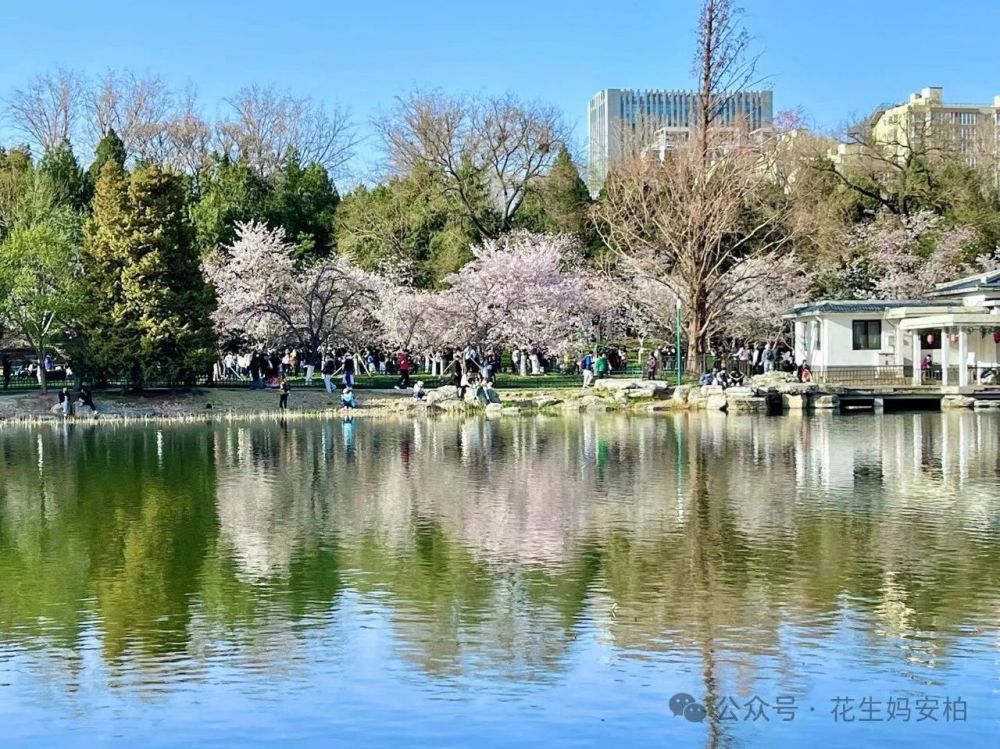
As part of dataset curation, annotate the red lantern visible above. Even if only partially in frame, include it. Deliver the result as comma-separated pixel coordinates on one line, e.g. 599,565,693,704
993,330,1000,343
951,332,960,343
925,333,935,345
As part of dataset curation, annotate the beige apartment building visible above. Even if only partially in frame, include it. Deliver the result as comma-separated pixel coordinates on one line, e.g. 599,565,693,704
848,86,1000,168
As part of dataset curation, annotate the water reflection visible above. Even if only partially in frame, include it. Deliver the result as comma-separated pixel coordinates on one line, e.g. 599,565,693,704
1,412,998,747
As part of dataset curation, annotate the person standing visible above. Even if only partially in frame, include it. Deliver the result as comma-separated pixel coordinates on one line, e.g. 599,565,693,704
305,349,318,386
645,353,659,380
322,353,337,395
342,351,356,389
763,343,776,373
581,351,595,388
395,350,412,390
278,376,290,410
596,351,610,380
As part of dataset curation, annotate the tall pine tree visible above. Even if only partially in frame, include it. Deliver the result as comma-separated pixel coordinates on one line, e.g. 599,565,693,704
88,128,127,183
81,162,215,389
39,138,91,211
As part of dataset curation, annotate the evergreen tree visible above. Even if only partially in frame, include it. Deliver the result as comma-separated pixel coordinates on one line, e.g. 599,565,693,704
81,162,215,389
88,128,127,182
38,138,91,211
515,147,601,255
335,164,479,287
190,155,271,254
266,153,340,257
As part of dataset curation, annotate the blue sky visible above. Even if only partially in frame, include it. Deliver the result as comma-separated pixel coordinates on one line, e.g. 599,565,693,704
2,0,1000,182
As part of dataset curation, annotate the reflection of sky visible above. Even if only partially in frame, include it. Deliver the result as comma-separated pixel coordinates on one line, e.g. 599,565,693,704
2,592,997,748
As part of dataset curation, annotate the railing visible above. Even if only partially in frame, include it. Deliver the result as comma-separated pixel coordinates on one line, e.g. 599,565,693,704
811,366,912,385
812,365,1000,386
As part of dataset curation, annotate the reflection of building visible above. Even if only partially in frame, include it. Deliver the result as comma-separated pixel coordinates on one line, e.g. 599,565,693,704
587,88,773,195
785,271,1000,385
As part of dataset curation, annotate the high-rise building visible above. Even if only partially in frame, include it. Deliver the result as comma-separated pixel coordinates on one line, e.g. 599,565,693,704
868,87,1000,167
586,88,773,195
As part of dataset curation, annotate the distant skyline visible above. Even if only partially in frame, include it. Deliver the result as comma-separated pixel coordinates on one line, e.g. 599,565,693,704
2,0,1000,183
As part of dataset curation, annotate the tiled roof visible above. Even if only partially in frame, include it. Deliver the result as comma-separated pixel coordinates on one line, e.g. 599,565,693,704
784,299,948,316
930,269,1000,296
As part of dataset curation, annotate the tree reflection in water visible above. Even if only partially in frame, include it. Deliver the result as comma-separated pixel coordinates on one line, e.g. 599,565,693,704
0,412,998,717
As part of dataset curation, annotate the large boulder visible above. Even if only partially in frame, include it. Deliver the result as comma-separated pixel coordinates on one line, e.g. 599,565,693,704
751,371,798,388
425,385,460,405
580,395,613,412
812,394,840,409
672,385,693,405
941,395,975,409
726,393,769,413
705,393,728,411
782,393,807,410
594,378,670,400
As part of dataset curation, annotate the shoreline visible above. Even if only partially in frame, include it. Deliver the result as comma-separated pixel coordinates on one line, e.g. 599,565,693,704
2,376,996,429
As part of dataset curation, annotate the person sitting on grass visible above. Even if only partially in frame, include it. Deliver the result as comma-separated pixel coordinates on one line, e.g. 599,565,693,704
340,387,357,409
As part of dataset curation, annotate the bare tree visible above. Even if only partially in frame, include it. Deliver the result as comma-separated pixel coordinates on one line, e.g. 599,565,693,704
816,111,999,217
216,85,355,178
148,86,214,176
594,134,792,372
376,90,568,238
3,68,85,152
84,69,173,159
693,0,761,163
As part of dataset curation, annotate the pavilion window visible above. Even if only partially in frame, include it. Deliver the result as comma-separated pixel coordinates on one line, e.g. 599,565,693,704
852,320,882,350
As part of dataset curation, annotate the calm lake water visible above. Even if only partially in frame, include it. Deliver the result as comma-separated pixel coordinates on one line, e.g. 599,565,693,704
0,412,998,748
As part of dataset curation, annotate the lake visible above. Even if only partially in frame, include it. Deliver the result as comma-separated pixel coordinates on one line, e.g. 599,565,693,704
0,412,998,748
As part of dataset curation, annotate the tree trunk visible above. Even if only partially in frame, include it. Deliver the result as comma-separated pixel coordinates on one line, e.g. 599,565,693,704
686,318,707,376
36,359,47,394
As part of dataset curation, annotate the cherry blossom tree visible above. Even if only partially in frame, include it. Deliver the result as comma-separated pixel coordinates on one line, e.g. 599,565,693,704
204,221,378,353
431,232,596,356
722,252,811,342
823,211,999,300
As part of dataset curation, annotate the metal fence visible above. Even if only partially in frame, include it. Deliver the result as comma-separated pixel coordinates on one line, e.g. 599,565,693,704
811,365,1000,386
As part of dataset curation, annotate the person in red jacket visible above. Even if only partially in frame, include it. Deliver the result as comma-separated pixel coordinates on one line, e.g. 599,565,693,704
394,350,412,390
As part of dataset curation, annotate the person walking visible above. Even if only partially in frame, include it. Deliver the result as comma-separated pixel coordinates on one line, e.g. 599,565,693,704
394,350,412,390
278,376,291,410
322,353,337,395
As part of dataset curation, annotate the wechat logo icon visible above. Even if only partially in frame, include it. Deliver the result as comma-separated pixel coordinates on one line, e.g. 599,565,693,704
669,692,707,722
